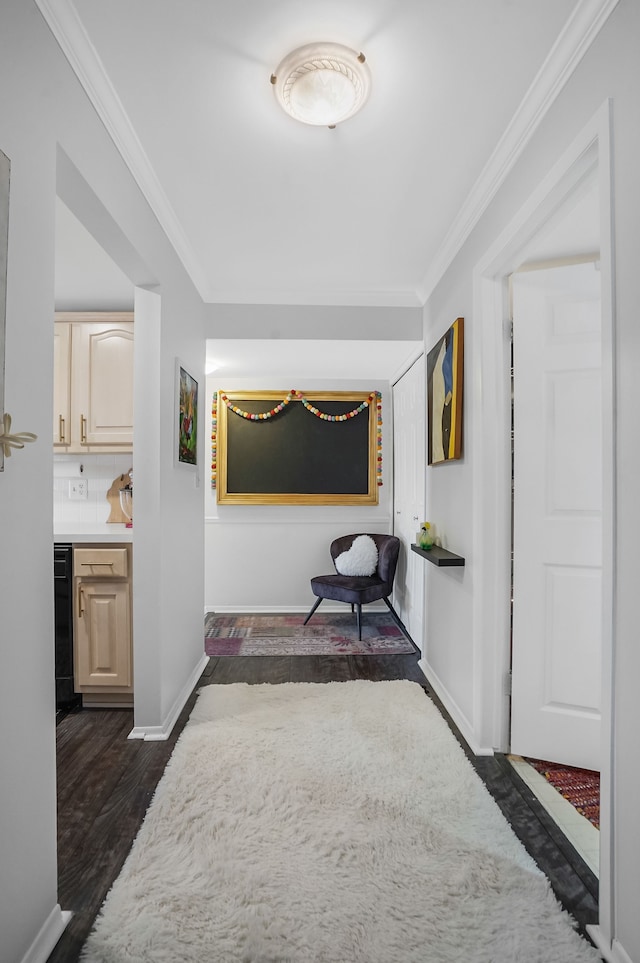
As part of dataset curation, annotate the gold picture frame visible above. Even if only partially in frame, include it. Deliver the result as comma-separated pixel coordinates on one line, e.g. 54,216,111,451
216,390,379,505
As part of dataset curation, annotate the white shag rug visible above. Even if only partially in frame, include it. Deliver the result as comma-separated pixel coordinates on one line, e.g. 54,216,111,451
81,681,601,963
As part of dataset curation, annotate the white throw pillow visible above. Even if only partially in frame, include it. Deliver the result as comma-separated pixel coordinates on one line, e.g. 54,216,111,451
335,535,379,577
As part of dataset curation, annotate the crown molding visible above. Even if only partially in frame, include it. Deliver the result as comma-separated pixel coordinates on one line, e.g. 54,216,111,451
416,0,620,305
35,0,212,302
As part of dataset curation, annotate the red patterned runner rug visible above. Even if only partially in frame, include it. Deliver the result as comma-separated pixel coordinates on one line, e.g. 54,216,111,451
204,612,416,657
526,758,600,829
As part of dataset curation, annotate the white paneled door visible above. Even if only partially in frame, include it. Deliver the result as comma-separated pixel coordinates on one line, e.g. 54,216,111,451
392,356,425,652
510,262,602,770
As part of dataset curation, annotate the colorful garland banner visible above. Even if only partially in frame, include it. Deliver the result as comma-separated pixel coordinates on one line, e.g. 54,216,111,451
211,390,382,489
211,391,217,488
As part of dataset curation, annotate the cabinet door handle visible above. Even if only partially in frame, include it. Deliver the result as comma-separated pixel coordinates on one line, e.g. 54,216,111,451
59,415,66,443
80,414,87,443
78,584,84,617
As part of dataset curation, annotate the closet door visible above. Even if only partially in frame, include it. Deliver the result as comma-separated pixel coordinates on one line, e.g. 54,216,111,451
392,356,425,651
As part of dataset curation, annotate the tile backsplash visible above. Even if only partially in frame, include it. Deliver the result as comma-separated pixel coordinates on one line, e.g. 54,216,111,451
54,453,133,526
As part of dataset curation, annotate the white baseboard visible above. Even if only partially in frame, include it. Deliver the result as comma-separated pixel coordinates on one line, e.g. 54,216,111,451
610,940,635,963
587,926,636,963
204,604,387,614
128,654,209,741
587,926,611,961
418,658,492,757
20,905,71,963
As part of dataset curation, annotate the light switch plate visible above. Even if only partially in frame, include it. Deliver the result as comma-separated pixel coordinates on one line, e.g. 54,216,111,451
68,479,88,500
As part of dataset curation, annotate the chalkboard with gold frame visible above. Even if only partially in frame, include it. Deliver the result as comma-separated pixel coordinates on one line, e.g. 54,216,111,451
216,390,379,505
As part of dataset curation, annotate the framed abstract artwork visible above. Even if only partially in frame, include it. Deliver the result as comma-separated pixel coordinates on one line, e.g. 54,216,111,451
427,317,464,465
175,360,198,469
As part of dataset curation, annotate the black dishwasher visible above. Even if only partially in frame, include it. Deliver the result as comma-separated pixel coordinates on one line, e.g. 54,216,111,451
54,544,80,711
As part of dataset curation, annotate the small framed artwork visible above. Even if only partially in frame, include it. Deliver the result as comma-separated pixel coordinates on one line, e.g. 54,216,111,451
427,317,464,465
175,359,198,469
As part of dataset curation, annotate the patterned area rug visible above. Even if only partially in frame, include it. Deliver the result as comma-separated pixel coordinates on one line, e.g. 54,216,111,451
204,612,416,656
526,758,600,829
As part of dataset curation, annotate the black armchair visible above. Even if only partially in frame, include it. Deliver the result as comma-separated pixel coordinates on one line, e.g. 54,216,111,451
303,533,404,640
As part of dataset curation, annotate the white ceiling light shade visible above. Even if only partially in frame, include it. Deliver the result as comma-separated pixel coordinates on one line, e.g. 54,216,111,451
270,43,371,128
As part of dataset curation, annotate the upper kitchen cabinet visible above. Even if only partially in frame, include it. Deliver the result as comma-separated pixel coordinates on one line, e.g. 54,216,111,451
54,312,134,452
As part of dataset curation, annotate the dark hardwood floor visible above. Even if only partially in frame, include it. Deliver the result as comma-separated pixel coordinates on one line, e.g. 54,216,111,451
48,650,598,962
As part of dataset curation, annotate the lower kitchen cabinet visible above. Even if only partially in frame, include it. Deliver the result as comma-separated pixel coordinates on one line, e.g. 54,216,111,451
73,544,133,706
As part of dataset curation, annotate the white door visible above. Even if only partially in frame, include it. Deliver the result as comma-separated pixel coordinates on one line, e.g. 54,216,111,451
510,262,602,769
392,356,425,651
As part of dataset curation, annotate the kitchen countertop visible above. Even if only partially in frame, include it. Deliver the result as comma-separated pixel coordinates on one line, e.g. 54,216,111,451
54,523,133,544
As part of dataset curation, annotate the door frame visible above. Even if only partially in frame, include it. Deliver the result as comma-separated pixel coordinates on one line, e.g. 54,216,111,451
471,100,615,947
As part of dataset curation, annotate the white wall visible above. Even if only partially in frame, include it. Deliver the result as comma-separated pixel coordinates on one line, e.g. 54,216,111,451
421,2,640,960
0,3,204,960
202,305,420,614
204,302,423,342
205,376,393,611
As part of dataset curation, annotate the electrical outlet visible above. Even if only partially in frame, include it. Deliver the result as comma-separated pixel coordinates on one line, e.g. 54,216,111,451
68,479,88,500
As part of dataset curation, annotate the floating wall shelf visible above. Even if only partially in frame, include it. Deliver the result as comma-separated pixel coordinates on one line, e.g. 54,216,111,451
411,543,465,567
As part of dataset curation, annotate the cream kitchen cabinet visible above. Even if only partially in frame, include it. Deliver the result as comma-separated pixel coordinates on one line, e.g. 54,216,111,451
54,312,134,452
73,544,133,706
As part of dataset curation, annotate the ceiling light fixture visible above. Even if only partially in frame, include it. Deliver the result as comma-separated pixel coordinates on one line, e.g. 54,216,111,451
270,42,371,128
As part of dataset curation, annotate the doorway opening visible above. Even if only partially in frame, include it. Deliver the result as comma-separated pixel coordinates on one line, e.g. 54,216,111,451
472,102,615,946
53,196,135,710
